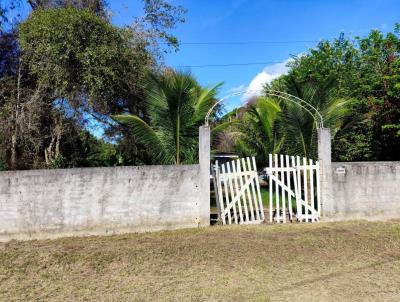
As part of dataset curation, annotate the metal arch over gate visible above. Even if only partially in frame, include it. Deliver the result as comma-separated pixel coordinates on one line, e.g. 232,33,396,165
213,157,265,225
205,89,324,129
265,154,321,223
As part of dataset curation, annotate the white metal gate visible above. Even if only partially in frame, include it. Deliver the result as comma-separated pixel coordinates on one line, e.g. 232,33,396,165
213,157,265,225
265,154,321,223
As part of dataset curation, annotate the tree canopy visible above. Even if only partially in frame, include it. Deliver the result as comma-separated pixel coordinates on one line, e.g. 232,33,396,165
19,7,141,110
0,0,186,170
215,25,400,165
281,26,400,161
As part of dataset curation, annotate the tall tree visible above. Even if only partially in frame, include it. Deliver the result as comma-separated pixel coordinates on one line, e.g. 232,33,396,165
267,77,350,159
268,25,400,161
355,26,400,160
9,7,139,168
0,1,187,170
114,71,221,165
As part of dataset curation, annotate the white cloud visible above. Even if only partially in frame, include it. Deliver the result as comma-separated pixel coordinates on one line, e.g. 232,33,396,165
241,58,292,101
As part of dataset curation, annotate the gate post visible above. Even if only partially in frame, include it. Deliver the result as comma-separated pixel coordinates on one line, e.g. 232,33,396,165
198,126,210,226
318,128,333,217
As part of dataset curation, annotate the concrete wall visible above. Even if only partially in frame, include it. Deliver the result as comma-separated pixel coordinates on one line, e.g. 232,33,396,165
198,126,210,226
318,128,333,216
328,162,400,218
0,165,201,241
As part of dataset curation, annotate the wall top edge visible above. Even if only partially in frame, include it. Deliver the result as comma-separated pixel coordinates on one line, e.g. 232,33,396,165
332,161,400,166
0,164,200,176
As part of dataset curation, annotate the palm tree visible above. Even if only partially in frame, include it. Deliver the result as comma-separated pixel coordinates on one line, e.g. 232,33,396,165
215,96,283,168
273,77,349,159
215,77,349,166
114,71,221,164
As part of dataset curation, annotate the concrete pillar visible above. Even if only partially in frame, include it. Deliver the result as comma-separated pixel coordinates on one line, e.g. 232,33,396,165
318,128,334,216
198,126,210,226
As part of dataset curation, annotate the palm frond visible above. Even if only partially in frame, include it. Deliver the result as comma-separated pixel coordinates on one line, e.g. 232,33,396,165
113,114,166,163
193,83,222,123
123,70,219,164
322,98,350,135
251,97,281,141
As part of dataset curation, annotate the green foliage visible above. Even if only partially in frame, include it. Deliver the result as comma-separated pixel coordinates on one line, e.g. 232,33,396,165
114,71,220,165
1,1,188,170
265,25,400,161
333,123,374,161
18,7,139,107
62,130,121,168
0,156,6,171
141,0,186,50
49,155,67,169
220,88,350,167
271,79,350,159
27,0,108,17
354,27,400,160
233,97,283,166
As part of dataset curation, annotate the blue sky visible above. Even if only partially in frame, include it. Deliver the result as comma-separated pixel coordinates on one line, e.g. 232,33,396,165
109,0,400,110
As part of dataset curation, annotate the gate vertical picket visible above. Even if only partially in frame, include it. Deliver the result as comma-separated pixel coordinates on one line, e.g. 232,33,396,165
303,157,308,222
252,157,265,221
309,158,315,222
285,155,293,221
246,157,260,219
291,156,299,219
226,163,240,223
231,161,245,223
274,154,280,222
236,159,250,222
242,158,255,221
221,164,233,224
213,161,224,224
246,157,260,221
269,154,273,223
296,156,302,220
280,154,286,223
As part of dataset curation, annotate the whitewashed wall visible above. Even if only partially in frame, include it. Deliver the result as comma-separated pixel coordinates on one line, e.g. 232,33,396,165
328,162,400,218
0,165,201,241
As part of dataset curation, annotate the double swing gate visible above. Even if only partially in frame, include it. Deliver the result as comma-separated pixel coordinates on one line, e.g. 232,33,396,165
213,154,321,225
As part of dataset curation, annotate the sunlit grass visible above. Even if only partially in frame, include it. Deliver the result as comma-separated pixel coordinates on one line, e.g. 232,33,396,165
1,220,400,301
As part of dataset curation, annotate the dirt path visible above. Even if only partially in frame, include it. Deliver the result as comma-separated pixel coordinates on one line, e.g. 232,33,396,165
1,220,400,301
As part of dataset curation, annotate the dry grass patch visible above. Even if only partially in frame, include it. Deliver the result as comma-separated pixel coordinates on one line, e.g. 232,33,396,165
1,220,400,301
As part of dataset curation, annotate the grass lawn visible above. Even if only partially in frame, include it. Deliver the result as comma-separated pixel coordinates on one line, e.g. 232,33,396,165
1,220,400,301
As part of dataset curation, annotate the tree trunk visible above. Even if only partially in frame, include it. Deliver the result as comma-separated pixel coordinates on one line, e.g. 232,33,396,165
10,133,17,170
10,62,22,170
44,116,63,166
